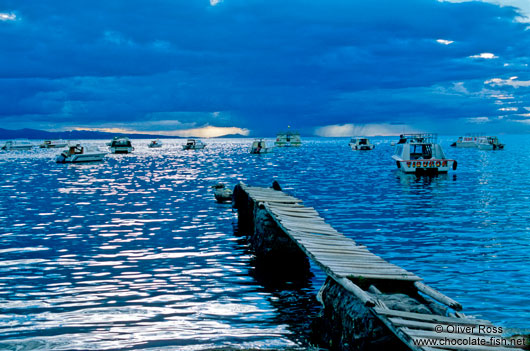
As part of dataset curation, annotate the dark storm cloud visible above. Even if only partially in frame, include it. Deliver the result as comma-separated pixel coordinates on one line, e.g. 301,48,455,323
0,0,529,135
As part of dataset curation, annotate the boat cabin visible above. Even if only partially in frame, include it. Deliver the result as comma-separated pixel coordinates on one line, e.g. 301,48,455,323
275,130,302,147
392,133,456,173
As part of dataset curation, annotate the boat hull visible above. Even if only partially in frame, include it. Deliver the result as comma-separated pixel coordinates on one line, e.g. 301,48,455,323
182,145,206,150
274,142,301,147
40,143,67,148
250,147,273,154
110,147,134,154
478,143,504,150
394,158,456,173
56,153,106,163
350,145,374,150
2,146,33,150
453,141,477,148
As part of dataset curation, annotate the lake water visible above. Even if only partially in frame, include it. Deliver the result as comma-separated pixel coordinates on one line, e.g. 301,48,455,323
1,136,529,350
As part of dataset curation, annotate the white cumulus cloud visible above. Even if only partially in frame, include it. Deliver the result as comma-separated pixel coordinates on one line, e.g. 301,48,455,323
469,52,498,59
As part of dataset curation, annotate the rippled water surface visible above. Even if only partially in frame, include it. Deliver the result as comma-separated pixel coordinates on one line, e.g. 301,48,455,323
1,136,529,350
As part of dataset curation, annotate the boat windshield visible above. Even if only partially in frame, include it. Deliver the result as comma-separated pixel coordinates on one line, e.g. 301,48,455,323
410,144,432,160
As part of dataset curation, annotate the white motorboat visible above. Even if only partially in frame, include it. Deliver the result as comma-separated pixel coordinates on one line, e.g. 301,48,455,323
182,139,206,150
40,140,68,148
274,129,301,147
392,133,457,173
108,136,134,154
250,139,274,154
450,134,481,148
56,144,106,163
349,137,375,150
1,140,34,151
148,139,163,148
477,136,504,150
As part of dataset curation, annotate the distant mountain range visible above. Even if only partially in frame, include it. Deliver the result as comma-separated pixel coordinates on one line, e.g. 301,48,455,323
0,128,248,140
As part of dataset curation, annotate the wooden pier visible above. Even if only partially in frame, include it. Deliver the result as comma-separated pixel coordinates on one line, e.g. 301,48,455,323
234,183,526,351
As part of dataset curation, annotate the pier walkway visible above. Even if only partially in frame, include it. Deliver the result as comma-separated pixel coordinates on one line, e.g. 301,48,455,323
239,184,525,351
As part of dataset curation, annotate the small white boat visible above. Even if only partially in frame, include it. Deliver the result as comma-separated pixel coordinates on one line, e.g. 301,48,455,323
477,136,504,150
275,130,301,147
212,183,233,203
250,139,274,154
182,139,206,150
450,134,481,148
349,137,375,150
109,136,134,154
1,140,34,151
56,144,106,163
148,139,163,148
40,140,68,148
392,133,457,173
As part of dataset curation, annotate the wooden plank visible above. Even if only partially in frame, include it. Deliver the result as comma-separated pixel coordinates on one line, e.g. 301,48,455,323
334,276,375,307
292,232,353,241
283,226,340,235
315,260,408,269
295,236,356,245
280,218,336,230
311,252,389,261
390,317,443,331
342,273,421,281
266,204,316,212
415,281,462,311
330,266,416,275
374,308,492,325
282,223,338,233
306,246,373,254
277,217,331,227
269,207,320,216
270,211,321,219
253,198,302,203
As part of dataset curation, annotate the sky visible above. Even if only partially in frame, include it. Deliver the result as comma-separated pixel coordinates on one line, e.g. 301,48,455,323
1,0,530,137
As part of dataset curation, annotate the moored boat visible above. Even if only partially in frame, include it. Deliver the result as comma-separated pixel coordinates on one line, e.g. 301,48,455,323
108,136,134,154
148,139,163,148
250,139,274,154
450,134,481,148
56,144,106,163
392,133,457,173
1,140,34,151
40,140,68,148
182,139,206,150
477,136,504,150
275,129,301,147
349,137,374,150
